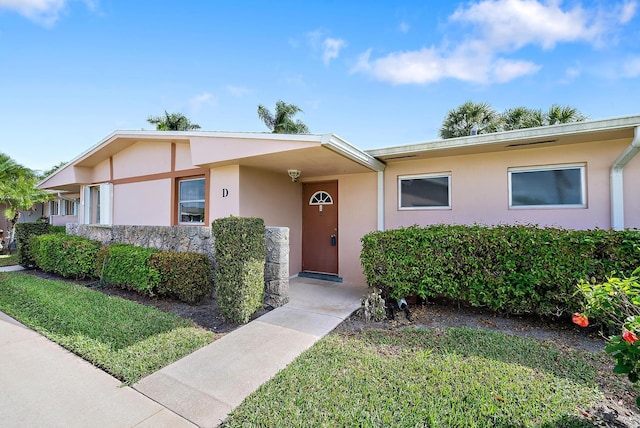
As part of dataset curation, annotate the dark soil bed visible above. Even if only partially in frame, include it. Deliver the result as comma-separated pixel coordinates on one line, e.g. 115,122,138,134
22,269,271,334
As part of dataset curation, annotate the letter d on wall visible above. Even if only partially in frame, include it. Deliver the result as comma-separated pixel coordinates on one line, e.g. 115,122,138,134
222,188,229,198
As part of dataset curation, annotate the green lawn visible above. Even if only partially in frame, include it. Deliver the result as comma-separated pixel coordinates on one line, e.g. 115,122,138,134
0,254,18,267
223,328,606,427
0,271,214,384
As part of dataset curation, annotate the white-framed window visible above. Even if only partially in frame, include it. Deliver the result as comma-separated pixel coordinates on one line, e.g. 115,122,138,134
48,200,59,216
83,183,112,225
398,173,451,210
309,191,333,206
508,164,586,209
61,199,78,216
178,178,205,224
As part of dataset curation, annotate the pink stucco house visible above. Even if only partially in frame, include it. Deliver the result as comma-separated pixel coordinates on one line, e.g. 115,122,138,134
38,115,640,284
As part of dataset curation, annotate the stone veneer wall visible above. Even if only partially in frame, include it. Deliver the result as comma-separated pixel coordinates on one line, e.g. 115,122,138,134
264,227,290,307
66,224,290,307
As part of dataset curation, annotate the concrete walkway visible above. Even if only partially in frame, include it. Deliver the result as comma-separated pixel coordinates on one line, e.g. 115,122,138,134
0,268,365,427
0,311,196,427
134,277,366,427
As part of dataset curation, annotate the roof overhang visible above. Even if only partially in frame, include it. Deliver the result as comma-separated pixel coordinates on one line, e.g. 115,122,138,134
37,130,384,192
367,115,640,162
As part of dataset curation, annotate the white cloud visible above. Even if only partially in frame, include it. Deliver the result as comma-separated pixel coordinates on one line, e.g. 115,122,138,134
322,37,346,66
450,0,605,50
0,0,96,26
226,85,250,97
352,0,636,85
352,43,539,85
188,92,216,112
399,21,410,34
619,0,637,24
305,29,346,66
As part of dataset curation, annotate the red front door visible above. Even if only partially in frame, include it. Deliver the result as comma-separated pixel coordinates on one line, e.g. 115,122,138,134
302,181,338,275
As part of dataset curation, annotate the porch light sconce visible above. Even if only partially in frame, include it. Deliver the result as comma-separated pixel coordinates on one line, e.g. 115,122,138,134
287,169,301,182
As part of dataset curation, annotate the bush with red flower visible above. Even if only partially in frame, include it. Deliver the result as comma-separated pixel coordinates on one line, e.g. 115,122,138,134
575,266,640,405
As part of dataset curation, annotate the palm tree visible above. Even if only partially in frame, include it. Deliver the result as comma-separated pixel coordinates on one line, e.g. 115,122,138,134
439,101,501,139
545,104,587,125
147,111,201,131
257,100,310,134
0,153,51,251
501,107,545,131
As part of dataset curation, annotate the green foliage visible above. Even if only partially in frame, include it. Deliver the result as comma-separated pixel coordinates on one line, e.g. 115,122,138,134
0,272,213,384
576,266,640,402
49,225,66,234
361,225,640,317
0,254,18,267
99,244,160,295
16,222,52,268
257,100,310,134
146,110,200,131
151,251,213,304
212,216,266,324
439,102,587,138
30,233,102,279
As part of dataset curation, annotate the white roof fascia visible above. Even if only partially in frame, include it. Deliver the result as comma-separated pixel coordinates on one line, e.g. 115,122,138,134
367,115,640,158
321,134,386,172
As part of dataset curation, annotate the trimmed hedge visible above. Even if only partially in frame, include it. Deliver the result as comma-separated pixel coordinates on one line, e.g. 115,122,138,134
16,222,51,268
361,225,640,317
212,216,266,324
151,251,212,304
97,243,160,295
96,243,212,304
50,226,66,234
30,233,102,279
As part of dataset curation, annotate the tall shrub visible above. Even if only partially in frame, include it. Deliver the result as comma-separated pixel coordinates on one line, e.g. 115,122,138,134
361,225,640,317
212,216,266,324
15,222,51,268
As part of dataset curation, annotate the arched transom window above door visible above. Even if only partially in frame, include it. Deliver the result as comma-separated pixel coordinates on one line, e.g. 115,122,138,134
309,191,333,205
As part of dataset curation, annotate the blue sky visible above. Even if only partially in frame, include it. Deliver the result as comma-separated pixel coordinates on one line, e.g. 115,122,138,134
1,0,639,171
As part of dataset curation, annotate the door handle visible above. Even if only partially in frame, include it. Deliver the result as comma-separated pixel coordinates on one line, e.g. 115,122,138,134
330,234,337,246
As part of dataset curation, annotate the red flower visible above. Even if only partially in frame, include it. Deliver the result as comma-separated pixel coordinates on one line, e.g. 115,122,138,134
572,313,589,328
623,329,639,344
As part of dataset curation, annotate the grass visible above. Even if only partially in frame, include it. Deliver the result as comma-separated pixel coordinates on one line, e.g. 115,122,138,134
0,271,214,384
0,254,18,267
223,328,604,427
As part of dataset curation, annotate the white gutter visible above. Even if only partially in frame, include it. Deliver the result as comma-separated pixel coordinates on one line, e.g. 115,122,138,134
377,171,384,231
610,125,640,230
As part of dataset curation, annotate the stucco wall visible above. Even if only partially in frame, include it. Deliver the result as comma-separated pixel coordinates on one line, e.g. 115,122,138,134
113,179,172,226
238,166,303,277
112,141,171,179
174,142,193,171
384,139,634,230
210,165,240,219
92,158,111,183
303,172,378,284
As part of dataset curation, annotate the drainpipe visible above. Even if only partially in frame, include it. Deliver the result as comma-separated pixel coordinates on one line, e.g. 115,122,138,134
377,171,384,231
610,125,640,231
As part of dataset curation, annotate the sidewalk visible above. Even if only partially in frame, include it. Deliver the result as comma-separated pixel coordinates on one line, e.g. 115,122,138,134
0,311,195,427
0,269,365,427
134,277,365,427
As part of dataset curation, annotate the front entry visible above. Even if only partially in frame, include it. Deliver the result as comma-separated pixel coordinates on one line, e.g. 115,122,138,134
302,181,338,276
